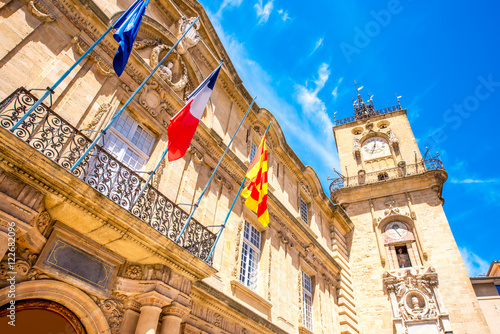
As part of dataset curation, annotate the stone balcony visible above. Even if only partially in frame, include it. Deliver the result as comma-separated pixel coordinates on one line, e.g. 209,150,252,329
0,87,216,262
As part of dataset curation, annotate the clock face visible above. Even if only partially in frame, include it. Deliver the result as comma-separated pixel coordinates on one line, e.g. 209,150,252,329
384,222,410,241
362,137,390,159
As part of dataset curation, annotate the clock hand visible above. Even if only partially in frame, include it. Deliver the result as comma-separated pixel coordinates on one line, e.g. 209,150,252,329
371,142,376,153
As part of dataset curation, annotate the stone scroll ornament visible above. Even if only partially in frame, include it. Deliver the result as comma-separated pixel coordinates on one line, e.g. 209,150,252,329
149,45,189,91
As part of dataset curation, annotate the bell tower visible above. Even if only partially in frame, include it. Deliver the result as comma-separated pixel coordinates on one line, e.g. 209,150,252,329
330,88,490,334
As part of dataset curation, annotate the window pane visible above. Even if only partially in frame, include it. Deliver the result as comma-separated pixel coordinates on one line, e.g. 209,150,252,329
244,221,261,248
103,133,126,160
131,125,155,155
300,197,308,223
122,148,146,170
240,241,259,290
113,112,134,138
250,142,258,162
302,271,313,331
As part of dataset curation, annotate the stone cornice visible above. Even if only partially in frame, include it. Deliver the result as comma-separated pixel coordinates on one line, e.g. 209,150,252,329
332,169,448,205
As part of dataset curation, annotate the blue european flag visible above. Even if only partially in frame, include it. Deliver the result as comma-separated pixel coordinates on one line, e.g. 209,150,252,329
112,0,150,77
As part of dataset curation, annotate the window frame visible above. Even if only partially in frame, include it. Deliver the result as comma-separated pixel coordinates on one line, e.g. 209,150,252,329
299,197,309,225
239,220,261,291
249,141,258,162
302,271,314,331
103,111,155,171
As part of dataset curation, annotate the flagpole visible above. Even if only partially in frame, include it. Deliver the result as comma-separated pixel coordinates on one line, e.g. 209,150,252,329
206,176,246,261
10,0,147,131
70,16,200,172
175,96,257,243
205,120,272,262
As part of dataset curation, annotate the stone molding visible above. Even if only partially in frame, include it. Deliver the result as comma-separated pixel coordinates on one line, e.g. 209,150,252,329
229,279,273,311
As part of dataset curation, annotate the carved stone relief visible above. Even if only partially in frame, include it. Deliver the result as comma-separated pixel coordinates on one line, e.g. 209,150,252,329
232,220,244,279
72,37,114,76
91,294,125,334
177,17,201,53
122,263,191,295
383,267,452,334
149,45,189,91
28,0,55,22
86,103,112,130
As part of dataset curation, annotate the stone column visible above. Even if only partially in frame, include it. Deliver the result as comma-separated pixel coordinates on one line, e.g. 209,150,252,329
119,298,141,334
135,292,172,334
159,301,190,334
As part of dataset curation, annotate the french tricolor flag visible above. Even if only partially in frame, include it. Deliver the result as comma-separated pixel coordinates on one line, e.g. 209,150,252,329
167,64,222,161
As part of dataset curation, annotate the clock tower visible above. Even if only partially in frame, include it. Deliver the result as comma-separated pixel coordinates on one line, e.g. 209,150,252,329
330,89,490,334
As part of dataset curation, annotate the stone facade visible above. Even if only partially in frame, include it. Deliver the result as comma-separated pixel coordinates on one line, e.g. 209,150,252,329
470,262,500,332
0,0,357,333
331,94,491,333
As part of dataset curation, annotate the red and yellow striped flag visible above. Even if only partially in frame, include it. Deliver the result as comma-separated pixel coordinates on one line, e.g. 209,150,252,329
241,133,269,227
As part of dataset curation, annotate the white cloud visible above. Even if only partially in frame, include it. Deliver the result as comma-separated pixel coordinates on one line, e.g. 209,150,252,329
459,247,489,277
310,36,324,56
254,0,274,24
451,178,498,184
331,77,343,100
216,0,244,18
277,9,290,21
295,63,334,141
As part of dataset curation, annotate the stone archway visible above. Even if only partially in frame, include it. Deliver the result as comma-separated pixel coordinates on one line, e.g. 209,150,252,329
0,280,111,334
0,299,85,333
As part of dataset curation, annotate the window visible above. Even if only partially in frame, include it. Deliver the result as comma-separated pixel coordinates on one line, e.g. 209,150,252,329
239,221,261,290
249,142,258,162
300,197,309,224
103,112,155,170
302,271,313,331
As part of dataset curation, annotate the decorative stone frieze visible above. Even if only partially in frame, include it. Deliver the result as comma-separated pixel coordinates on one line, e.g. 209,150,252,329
28,0,55,22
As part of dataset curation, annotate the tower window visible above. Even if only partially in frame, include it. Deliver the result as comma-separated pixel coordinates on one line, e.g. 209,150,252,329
239,221,261,290
396,245,412,268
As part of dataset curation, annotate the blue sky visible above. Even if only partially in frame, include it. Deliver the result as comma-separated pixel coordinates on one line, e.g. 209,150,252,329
199,0,500,277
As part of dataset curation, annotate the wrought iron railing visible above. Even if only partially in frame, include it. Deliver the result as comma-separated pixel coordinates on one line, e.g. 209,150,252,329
329,158,445,193
0,88,216,261
335,104,402,126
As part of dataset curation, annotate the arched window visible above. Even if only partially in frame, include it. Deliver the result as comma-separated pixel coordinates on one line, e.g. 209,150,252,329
382,221,422,270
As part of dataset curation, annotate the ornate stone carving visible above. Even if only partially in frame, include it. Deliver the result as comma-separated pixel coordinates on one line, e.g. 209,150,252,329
178,17,201,52
91,295,124,334
383,267,451,333
188,145,204,164
86,103,112,130
149,45,189,91
71,37,114,76
0,249,49,286
125,265,143,280
133,38,161,50
35,210,51,235
28,0,55,22
268,244,272,301
152,159,166,189
232,220,244,279
297,270,303,325
389,130,399,146
384,197,400,216
300,181,312,198
353,138,361,155
138,83,170,117
122,263,191,294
